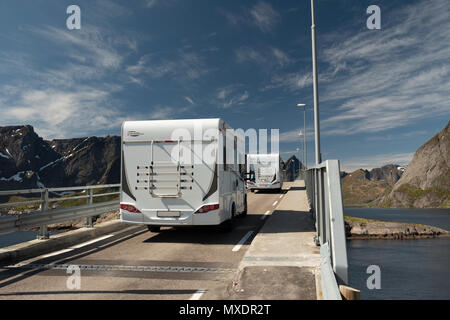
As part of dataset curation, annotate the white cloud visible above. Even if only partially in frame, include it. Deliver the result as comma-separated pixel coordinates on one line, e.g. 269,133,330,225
126,51,209,83
215,85,250,109
271,47,292,67
184,96,194,105
148,106,179,119
2,88,120,138
30,25,124,69
220,1,280,33
144,0,176,9
145,0,159,8
264,72,312,92
219,8,245,27
0,23,137,138
236,47,266,65
94,0,133,18
236,46,292,68
319,0,450,136
250,2,280,33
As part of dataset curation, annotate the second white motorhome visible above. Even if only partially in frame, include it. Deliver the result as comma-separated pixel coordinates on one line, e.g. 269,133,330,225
246,153,283,192
120,118,247,232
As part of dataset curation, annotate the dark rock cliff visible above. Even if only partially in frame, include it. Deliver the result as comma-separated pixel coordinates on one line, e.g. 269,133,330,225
0,125,120,191
369,164,404,185
377,122,450,208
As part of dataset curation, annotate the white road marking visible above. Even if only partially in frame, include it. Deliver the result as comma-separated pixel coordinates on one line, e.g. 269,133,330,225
70,234,114,249
272,200,278,206
189,289,206,300
279,195,283,199
232,231,254,252
40,248,73,258
261,210,270,220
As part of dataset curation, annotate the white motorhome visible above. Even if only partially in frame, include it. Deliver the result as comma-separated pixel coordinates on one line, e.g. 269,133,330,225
246,153,283,192
120,118,247,232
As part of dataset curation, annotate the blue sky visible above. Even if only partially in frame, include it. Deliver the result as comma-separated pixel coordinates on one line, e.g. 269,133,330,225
0,0,448,171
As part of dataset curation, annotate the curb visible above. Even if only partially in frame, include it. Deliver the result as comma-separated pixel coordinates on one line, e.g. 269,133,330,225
0,219,127,265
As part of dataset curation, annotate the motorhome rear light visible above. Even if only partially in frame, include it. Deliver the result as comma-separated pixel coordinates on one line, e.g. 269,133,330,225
272,181,280,185
164,140,176,143
120,204,141,213
246,181,254,185
195,204,219,214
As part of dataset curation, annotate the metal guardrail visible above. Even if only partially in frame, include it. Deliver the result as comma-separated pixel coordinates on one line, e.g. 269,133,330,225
303,160,348,300
320,243,343,300
0,184,120,239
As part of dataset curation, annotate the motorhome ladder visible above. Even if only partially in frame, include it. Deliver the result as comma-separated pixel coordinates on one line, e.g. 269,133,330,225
135,140,194,198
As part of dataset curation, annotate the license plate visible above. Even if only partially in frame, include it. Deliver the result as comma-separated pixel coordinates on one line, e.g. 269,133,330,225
157,211,181,217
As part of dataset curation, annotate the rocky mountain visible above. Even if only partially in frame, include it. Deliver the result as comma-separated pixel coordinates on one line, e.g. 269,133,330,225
0,125,120,193
341,169,387,206
340,165,405,206
281,155,301,181
377,122,450,208
368,164,405,184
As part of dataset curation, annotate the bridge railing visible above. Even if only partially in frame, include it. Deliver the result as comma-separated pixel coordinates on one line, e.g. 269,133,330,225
303,160,348,299
0,184,120,239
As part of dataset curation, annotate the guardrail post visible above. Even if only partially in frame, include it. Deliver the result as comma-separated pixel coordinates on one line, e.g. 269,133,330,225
85,188,94,228
315,169,322,244
325,160,348,284
304,161,349,287
37,189,49,240
311,169,320,246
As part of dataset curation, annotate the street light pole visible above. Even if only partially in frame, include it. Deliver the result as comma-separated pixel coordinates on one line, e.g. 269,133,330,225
297,103,307,170
311,0,321,165
303,106,307,169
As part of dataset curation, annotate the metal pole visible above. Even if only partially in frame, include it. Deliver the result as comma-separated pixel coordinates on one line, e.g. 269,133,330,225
296,103,307,170
304,107,307,169
38,189,49,240
311,0,322,247
86,188,94,228
311,0,321,165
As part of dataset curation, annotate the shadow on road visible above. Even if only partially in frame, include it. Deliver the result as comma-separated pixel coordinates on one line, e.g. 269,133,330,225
251,189,287,194
257,210,316,234
287,186,306,191
142,214,262,245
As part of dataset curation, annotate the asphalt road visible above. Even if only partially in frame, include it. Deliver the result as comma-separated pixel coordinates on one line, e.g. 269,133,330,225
0,189,286,300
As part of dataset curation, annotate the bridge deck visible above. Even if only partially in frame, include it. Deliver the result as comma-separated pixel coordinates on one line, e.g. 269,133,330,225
223,180,321,300
0,180,320,300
